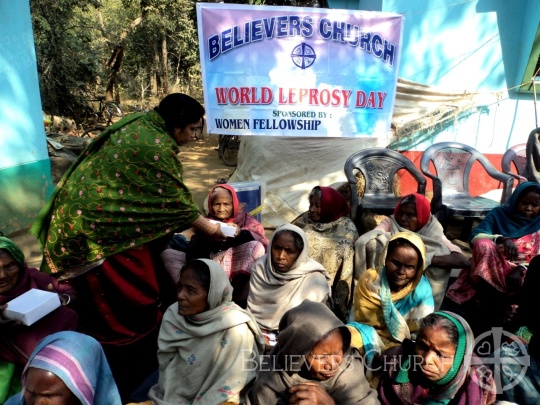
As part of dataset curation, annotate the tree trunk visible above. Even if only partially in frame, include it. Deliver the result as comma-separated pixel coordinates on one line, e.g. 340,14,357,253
105,46,124,102
161,32,169,95
103,16,143,102
152,39,161,96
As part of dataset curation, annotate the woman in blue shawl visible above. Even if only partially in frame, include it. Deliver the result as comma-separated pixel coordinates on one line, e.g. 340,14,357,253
5,331,121,405
448,182,540,304
447,182,540,334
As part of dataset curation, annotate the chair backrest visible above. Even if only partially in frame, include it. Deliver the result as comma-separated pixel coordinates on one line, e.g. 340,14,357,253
501,143,528,185
344,148,426,221
420,142,514,212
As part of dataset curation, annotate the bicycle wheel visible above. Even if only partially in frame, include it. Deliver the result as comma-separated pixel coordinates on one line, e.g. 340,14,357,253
219,135,240,167
102,102,123,125
82,126,106,138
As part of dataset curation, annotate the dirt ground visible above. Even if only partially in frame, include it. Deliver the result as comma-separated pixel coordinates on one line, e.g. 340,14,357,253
9,133,237,268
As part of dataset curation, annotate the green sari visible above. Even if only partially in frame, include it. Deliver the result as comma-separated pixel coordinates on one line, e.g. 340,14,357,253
31,110,200,277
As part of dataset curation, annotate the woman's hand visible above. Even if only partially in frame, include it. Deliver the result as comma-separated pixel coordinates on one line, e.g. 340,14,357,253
47,283,74,306
0,304,21,328
231,223,241,238
290,382,335,405
499,237,518,261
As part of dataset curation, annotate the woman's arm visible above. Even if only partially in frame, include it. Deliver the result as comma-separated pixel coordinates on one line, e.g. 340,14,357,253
191,215,226,239
430,252,471,269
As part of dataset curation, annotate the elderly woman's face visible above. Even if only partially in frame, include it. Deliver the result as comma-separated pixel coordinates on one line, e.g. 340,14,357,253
306,329,344,381
395,202,419,231
271,232,301,272
24,367,78,405
385,244,419,292
177,267,208,317
211,188,234,220
415,326,457,381
0,250,20,294
308,194,322,222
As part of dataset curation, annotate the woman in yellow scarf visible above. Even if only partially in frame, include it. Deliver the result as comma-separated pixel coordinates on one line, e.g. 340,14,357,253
348,232,434,366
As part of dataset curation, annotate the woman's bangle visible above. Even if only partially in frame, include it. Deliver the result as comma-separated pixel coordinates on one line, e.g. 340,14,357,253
62,294,71,306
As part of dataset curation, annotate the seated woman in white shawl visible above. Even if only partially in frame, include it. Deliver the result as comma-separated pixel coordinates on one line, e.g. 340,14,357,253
247,224,331,350
147,259,264,405
354,193,470,310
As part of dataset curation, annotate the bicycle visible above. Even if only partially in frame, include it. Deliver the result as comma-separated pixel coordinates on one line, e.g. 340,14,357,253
79,97,124,138
83,96,124,128
218,135,241,167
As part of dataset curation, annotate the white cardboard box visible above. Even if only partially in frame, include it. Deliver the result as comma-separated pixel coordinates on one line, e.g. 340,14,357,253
209,220,236,237
3,289,61,326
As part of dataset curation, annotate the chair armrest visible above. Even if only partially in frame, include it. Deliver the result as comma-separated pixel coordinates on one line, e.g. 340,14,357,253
348,181,360,222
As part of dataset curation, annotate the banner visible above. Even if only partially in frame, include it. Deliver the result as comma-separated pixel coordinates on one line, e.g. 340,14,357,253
197,3,403,137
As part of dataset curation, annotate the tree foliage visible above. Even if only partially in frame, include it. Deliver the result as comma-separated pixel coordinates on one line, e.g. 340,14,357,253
30,0,323,125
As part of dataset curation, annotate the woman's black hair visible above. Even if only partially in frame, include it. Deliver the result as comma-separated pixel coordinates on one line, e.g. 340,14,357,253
398,194,416,207
273,229,304,251
387,237,423,271
420,313,459,348
156,93,205,135
180,259,211,293
309,186,322,200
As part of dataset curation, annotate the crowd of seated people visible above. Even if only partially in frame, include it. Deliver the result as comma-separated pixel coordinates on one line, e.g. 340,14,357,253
5,173,540,404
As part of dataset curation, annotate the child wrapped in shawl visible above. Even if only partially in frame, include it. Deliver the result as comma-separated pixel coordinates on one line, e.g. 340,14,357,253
162,184,268,307
354,193,469,310
247,300,380,405
378,311,496,405
148,259,264,405
348,232,434,369
293,186,359,322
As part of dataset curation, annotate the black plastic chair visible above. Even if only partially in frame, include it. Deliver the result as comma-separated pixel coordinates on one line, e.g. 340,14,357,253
420,142,514,238
344,148,426,233
501,143,528,186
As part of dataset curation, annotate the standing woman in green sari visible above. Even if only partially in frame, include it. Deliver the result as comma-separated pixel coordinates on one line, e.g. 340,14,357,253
30,93,225,399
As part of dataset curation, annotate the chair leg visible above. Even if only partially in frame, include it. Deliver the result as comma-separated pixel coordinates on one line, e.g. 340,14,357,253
460,217,475,241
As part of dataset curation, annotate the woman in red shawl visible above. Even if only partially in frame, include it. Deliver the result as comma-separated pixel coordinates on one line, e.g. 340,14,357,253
354,193,470,310
293,186,358,322
162,184,268,307
0,236,77,401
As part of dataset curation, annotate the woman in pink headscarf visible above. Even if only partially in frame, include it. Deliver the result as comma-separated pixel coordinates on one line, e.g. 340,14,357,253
354,193,470,310
293,186,358,321
162,184,268,307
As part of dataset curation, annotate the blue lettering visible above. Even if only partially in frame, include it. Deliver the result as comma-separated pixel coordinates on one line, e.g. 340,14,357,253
222,28,233,53
319,18,332,39
359,32,371,52
233,26,244,47
302,16,314,37
263,17,275,38
289,16,301,35
251,19,263,41
332,21,346,42
276,16,288,37
383,41,395,65
372,34,383,57
209,35,220,60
